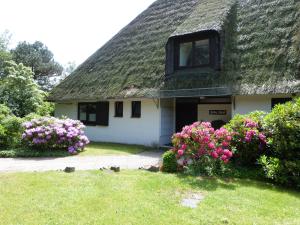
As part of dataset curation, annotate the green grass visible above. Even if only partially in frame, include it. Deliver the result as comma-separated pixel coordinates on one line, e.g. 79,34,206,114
0,142,151,158
79,142,152,156
0,170,299,225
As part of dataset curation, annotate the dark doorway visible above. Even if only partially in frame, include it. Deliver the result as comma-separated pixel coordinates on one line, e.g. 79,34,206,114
176,98,198,132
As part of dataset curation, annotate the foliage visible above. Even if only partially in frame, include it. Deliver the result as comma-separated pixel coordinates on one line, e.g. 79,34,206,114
0,104,24,148
0,148,70,158
0,61,45,117
172,122,234,176
0,30,12,77
259,98,300,187
224,111,267,166
263,98,300,159
11,41,63,90
162,150,177,173
22,117,89,153
36,100,55,116
258,156,300,188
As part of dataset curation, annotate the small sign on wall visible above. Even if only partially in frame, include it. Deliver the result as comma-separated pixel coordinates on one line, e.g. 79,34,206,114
209,110,227,115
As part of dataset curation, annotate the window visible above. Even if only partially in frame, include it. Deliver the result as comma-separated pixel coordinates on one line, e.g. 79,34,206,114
271,98,292,109
131,101,141,118
115,101,123,117
179,38,210,68
78,102,109,126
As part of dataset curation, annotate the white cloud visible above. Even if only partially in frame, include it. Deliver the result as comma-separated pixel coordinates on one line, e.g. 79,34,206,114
0,0,155,65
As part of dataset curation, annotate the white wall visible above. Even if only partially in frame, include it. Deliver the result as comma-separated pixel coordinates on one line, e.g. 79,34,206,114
198,104,231,122
55,99,160,146
159,98,175,146
233,94,293,115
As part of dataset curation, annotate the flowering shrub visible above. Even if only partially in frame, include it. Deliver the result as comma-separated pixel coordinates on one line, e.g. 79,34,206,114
171,122,234,175
224,111,267,166
22,117,89,154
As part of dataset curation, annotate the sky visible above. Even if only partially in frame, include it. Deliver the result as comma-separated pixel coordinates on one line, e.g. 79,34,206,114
0,0,155,66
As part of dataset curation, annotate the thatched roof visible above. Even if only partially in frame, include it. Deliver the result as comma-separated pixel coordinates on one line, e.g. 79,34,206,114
49,0,300,102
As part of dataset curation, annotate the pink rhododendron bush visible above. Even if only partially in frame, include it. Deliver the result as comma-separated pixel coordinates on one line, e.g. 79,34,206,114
22,117,89,154
224,111,267,166
171,122,234,175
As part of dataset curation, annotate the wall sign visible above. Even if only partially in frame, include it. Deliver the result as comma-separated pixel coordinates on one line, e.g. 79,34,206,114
209,110,227,115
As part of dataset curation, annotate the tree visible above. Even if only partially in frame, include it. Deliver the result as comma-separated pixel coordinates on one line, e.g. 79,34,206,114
0,61,44,117
0,31,12,77
11,41,63,90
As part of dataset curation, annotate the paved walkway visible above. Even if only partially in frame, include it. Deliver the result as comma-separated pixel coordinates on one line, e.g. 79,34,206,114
0,151,163,172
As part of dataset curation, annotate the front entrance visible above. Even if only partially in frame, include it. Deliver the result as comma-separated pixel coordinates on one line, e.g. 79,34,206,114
175,98,198,132
175,97,232,132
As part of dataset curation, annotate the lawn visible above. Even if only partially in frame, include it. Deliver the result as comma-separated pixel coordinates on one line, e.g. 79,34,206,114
0,171,299,225
0,142,151,158
79,142,151,156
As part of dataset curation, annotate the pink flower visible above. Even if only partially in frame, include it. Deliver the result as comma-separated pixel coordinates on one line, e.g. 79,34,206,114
181,144,187,150
226,136,232,141
203,136,210,143
221,155,228,161
178,150,184,156
211,151,219,159
222,141,229,147
208,142,215,149
223,149,233,158
216,147,224,155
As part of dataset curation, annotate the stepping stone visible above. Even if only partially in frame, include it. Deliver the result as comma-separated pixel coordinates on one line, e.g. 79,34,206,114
64,167,75,173
181,193,205,208
110,166,120,172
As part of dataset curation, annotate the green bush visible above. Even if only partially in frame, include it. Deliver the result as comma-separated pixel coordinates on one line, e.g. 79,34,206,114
259,98,300,187
224,111,267,166
36,101,55,116
0,104,24,148
185,155,228,176
263,98,300,159
162,150,177,173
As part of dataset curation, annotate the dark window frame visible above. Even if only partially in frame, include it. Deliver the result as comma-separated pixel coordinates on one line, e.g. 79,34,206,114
177,38,211,69
114,101,123,118
78,102,97,126
78,102,109,126
173,31,220,71
131,101,141,118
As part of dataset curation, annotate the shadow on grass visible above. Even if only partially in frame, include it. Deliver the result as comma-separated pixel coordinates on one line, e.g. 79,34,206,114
174,166,300,197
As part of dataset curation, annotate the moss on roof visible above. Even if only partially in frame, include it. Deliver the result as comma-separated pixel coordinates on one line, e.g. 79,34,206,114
171,0,235,37
49,0,300,102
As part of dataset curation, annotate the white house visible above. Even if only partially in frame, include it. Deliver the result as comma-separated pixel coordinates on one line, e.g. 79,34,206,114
49,0,299,146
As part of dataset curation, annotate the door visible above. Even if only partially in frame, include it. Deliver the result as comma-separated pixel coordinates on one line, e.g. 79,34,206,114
176,99,198,132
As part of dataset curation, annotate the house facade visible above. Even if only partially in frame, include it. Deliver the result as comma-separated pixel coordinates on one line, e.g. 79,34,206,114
50,0,300,146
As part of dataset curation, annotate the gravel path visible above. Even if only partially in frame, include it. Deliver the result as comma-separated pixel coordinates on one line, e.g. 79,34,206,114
0,151,163,172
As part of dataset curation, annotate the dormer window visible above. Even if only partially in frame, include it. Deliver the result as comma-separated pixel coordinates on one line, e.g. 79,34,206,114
179,39,210,67
165,31,220,74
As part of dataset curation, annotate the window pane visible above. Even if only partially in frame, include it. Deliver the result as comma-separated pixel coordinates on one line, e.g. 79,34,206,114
115,102,123,117
88,104,97,122
89,114,96,122
132,101,141,118
179,42,193,67
79,105,87,121
194,39,209,66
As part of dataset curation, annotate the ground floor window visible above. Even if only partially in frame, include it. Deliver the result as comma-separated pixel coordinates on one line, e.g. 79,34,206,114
114,101,123,117
78,102,109,126
271,98,292,109
131,101,141,118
